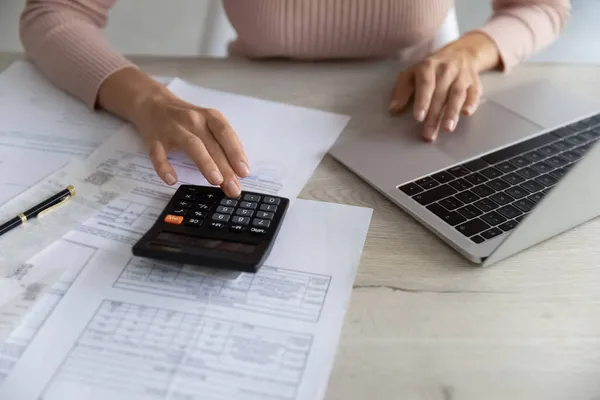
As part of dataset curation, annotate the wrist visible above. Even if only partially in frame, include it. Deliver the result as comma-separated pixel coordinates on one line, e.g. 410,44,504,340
445,32,502,73
97,67,172,124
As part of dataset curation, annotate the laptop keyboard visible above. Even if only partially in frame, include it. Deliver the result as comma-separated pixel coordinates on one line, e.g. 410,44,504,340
399,113,600,244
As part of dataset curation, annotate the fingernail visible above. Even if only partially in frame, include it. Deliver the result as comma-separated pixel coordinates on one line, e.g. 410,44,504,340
389,100,401,113
164,173,176,185
209,170,224,185
226,180,241,197
445,119,455,131
415,109,425,122
239,161,250,177
425,127,437,142
463,105,475,115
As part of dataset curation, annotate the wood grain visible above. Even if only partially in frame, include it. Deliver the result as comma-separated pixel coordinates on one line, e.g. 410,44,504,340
2,52,600,400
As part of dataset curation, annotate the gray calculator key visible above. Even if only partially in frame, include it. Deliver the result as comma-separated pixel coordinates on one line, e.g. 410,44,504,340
243,194,261,202
212,213,230,222
252,218,271,228
259,204,277,212
232,216,250,225
256,211,274,220
216,206,234,214
240,201,258,209
235,208,254,217
263,196,280,205
220,198,238,207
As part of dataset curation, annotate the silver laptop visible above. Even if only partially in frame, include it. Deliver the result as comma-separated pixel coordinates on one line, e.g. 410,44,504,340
329,79,600,266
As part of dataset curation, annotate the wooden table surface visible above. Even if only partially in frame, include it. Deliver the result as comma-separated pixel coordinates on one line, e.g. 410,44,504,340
2,52,600,400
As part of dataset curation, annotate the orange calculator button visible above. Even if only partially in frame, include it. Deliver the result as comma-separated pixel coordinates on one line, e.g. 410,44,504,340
164,214,184,225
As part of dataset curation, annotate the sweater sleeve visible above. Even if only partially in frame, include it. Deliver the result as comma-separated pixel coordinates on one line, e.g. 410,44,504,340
474,0,571,71
19,0,137,109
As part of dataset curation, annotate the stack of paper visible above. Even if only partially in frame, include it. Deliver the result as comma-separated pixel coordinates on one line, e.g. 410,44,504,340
0,61,373,399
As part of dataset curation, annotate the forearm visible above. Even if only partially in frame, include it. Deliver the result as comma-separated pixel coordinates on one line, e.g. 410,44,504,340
19,0,134,109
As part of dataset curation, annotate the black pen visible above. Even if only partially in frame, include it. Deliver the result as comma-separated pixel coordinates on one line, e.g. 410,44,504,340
0,185,76,237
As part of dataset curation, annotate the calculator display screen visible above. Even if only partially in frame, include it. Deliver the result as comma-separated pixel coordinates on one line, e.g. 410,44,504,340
156,232,256,254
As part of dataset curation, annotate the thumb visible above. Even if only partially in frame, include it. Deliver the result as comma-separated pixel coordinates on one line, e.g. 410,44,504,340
389,71,415,115
148,140,178,185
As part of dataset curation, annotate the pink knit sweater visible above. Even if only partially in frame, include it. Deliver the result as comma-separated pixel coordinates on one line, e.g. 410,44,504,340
19,0,570,109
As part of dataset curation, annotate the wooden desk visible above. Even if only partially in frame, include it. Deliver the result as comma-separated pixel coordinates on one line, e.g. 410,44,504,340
2,52,600,400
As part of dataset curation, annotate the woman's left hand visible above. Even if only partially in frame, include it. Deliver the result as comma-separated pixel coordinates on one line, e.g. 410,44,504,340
389,32,501,142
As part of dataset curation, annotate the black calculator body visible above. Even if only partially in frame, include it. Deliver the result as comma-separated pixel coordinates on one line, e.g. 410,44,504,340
132,185,289,273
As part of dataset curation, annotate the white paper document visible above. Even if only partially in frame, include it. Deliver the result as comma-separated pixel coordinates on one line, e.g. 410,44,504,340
0,199,373,400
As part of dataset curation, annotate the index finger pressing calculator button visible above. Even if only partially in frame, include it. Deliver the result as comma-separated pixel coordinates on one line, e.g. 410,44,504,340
132,185,289,273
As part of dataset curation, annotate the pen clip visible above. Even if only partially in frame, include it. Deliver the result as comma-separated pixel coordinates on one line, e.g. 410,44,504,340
38,195,72,218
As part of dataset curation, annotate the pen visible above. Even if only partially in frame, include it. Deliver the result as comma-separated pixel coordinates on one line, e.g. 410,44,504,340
0,185,76,237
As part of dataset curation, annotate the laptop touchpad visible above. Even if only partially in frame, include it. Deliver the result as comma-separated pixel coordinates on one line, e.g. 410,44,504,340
432,99,542,162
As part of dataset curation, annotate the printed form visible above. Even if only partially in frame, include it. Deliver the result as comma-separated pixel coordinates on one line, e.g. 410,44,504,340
0,199,373,400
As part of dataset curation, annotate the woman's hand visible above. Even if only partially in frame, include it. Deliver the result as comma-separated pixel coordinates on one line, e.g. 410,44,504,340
389,32,501,141
97,68,249,198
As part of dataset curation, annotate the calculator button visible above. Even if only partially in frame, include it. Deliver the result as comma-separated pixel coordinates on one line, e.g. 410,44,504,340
235,208,254,217
256,211,274,220
176,201,192,208
212,213,230,222
210,222,226,229
252,218,271,228
231,216,250,225
243,194,261,202
190,210,207,219
240,201,258,209
259,204,277,212
182,194,196,201
250,227,267,235
230,225,246,233
263,196,280,205
196,203,212,211
197,193,217,203
220,198,238,207
216,206,234,214
171,208,188,216
164,214,184,225
185,186,199,193
184,218,203,227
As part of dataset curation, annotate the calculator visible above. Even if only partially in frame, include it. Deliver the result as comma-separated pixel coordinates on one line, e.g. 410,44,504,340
132,185,289,272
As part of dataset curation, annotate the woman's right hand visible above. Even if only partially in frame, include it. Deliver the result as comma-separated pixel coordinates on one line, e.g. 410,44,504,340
98,68,249,198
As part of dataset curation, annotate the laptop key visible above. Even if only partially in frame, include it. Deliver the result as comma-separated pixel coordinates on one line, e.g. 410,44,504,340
463,159,489,172
456,218,491,236
481,211,507,226
535,174,558,187
465,173,488,185
565,135,587,146
514,198,535,213
496,161,518,173
527,192,544,204
426,203,467,226
490,192,513,206
474,198,499,212
538,144,561,157
439,196,464,211
515,167,540,180
481,133,555,164
448,165,471,178
470,235,485,244
448,178,473,191
480,167,503,179
399,183,423,196
546,156,568,168
471,184,494,198
455,190,479,204
488,178,511,191
505,186,528,199
457,205,483,219
553,127,577,138
552,140,572,151
499,220,518,232
481,227,503,240
523,150,544,162
549,168,568,180
497,204,522,219
509,156,531,168
432,171,455,183
560,151,579,162
502,173,525,185
413,184,458,205
520,180,544,193
531,161,553,174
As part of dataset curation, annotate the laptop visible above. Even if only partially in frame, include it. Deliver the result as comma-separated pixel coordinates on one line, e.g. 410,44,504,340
329,79,600,266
